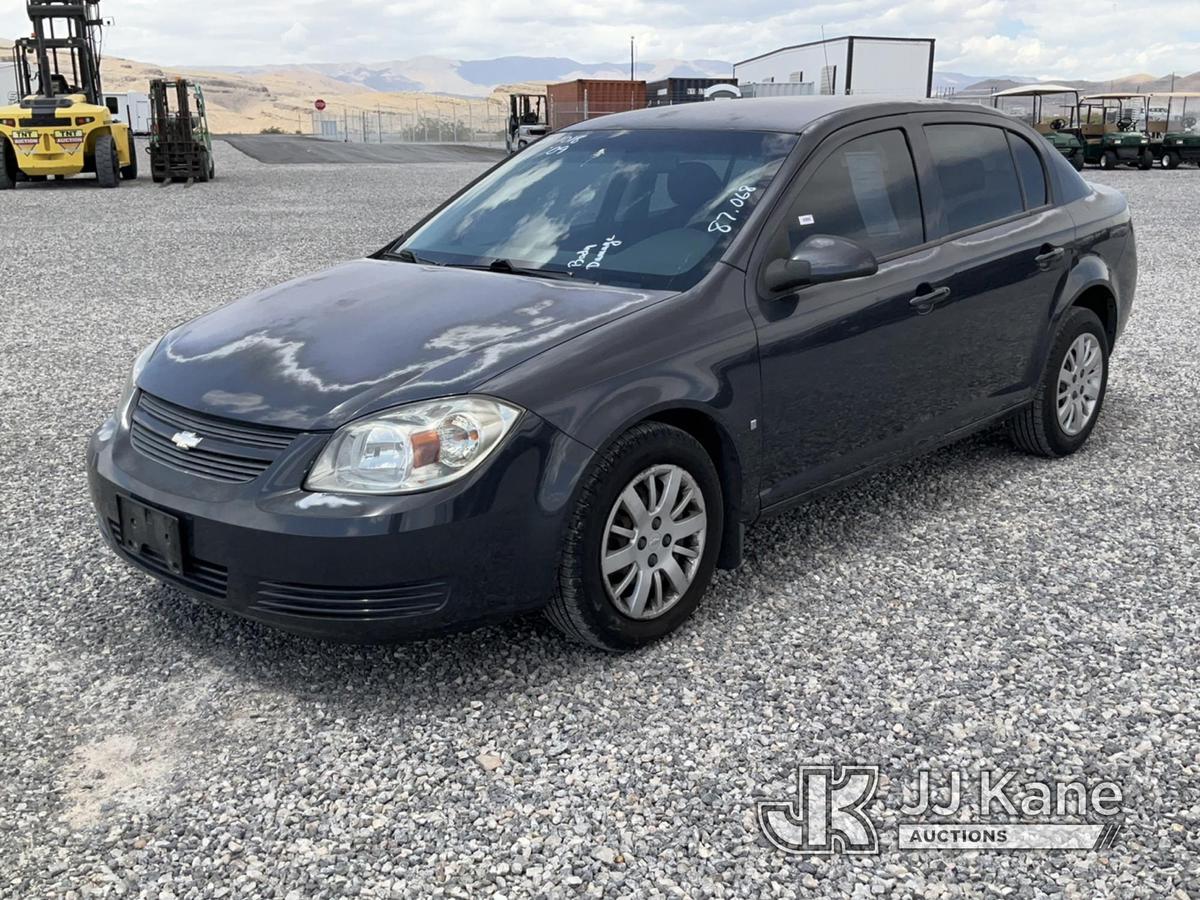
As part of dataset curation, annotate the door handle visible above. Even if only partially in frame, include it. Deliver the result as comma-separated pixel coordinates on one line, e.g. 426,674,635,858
910,286,951,310
1035,246,1065,269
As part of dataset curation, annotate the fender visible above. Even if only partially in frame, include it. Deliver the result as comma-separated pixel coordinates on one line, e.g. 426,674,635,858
1054,252,1115,324
480,264,764,525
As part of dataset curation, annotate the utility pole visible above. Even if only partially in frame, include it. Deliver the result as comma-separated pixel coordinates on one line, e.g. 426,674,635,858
630,35,635,81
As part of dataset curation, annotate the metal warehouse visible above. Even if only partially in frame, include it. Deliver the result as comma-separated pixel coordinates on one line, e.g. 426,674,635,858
734,35,936,98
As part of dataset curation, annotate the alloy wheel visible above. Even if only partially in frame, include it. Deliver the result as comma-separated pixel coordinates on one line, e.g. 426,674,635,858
600,464,707,620
1057,334,1104,436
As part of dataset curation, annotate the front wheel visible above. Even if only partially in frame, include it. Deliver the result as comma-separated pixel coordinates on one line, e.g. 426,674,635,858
1070,151,1085,171
1099,150,1117,170
120,133,138,180
95,134,120,187
547,422,723,651
1162,150,1180,169
1008,307,1109,457
0,140,16,190
1138,149,1153,170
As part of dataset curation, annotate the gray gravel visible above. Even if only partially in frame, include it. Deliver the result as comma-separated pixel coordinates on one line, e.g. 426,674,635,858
1,142,1198,899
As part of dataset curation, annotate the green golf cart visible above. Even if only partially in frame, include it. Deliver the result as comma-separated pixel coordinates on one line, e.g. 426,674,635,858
1078,93,1154,169
1149,92,1200,169
992,84,1086,170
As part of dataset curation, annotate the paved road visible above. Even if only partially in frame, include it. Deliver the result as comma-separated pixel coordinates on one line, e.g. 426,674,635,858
223,134,505,165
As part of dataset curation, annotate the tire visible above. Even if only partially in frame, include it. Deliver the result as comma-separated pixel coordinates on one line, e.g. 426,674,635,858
546,422,724,651
1008,307,1109,458
95,134,119,187
1100,150,1117,170
120,133,138,180
1162,150,1180,169
1070,151,1085,171
196,149,213,183
1138,149,1153,170
0,140,15,190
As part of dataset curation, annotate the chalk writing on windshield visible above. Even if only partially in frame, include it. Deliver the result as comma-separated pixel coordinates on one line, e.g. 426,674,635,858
707,185,758,234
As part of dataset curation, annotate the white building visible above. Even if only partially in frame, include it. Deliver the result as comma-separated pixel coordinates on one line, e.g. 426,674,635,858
735,36,936,99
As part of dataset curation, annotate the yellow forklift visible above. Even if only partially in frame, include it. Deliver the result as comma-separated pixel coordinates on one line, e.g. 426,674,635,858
0,0,136,189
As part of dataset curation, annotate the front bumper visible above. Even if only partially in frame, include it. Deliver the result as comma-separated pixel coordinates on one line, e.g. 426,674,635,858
87,406,593,642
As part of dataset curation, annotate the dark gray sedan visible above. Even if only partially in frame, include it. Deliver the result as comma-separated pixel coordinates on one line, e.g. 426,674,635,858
88,97,1135,650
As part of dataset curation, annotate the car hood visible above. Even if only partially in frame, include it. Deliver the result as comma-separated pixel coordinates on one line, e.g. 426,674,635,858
138,258,668,430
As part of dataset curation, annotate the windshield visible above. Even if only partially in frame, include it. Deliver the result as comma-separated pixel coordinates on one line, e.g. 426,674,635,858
390,128,798,291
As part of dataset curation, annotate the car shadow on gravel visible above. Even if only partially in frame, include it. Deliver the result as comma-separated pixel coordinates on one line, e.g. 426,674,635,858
131,419,1058,706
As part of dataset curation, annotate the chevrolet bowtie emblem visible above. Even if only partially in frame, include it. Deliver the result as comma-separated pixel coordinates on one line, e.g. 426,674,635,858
171,430,203,450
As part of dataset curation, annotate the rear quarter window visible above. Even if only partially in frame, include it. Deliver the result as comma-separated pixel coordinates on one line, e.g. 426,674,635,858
1045,147,1093,204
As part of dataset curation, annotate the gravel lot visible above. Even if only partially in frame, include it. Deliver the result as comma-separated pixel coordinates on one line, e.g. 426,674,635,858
1,141,1197,899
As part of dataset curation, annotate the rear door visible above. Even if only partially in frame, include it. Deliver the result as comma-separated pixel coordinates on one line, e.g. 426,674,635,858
907,117,1078,424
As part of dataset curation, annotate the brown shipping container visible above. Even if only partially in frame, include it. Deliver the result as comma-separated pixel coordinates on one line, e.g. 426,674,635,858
547,79,647,131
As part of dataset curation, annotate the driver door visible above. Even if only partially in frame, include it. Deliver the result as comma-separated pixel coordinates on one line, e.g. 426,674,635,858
747,121,956,508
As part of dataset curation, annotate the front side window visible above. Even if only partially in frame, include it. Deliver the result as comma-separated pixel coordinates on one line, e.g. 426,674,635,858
392,129,798,292
925,124,1025,234
770,129,925,262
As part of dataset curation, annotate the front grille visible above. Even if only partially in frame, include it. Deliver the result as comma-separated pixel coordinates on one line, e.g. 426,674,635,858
130,393,296,483
107,516,229,598
253,579,449,620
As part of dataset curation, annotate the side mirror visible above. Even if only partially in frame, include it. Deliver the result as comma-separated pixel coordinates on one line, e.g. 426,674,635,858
105,96,119,114
764,235,879,294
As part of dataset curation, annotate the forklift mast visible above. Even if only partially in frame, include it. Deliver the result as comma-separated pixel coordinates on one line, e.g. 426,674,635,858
17,0,106,105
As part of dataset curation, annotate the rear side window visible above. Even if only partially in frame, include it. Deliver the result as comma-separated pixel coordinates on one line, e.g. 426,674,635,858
774,129,925,259
925,124,1024,234
1008,133,1048,208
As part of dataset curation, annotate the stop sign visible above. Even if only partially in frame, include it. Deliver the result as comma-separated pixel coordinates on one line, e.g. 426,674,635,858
314,98,326,111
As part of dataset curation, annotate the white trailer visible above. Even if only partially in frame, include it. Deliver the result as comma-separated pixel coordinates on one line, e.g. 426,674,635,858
104,90,152,134
1,62,19,106
734,36,935,99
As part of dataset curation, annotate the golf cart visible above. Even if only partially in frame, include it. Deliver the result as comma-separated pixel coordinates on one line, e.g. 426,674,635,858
991,84,1086,170
1078,93,1153,169
505,93,548,154
1149,92,1200,169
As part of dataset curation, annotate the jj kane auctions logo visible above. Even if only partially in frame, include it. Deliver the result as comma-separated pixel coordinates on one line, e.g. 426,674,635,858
757,765,1123,854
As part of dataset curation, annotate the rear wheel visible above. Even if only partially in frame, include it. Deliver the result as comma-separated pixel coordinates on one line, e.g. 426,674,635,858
546,422,723,651
0,140,16,190
1161,150,1180,169
120,133,138,180
1070,151,1085,171
1008,307,1109,458
95,134,119,188
1138,149,1153,170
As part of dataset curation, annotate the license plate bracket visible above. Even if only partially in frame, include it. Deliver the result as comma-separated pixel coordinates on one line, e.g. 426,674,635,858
116,495,184,574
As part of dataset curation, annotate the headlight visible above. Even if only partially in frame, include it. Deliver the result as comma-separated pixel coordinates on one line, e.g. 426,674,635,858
305,396,523,494
117,340,158,429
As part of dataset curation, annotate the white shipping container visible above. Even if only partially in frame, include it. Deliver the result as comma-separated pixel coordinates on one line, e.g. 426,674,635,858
734,36,934,99
105,91,152,134
1,62,19,106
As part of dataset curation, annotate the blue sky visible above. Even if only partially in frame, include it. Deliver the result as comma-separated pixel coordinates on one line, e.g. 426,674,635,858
3,0,1197,79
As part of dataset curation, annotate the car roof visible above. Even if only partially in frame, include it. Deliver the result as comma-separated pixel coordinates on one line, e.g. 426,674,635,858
562,96,1015,134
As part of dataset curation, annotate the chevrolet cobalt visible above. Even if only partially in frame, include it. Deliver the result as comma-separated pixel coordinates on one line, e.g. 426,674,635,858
88,97,1136,651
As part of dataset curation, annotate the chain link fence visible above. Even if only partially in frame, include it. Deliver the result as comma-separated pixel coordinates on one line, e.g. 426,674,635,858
306,99,509,147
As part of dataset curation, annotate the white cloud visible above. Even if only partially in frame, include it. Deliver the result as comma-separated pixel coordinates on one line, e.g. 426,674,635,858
1,0,1196,79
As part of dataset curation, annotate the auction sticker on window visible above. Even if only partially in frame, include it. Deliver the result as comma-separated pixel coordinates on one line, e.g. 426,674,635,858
54,129,84,153
12,130,40,155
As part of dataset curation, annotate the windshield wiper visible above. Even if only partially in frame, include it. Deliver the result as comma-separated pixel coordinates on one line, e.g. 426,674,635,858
485,258,581,281
386,248,442,266
439,258,584,282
